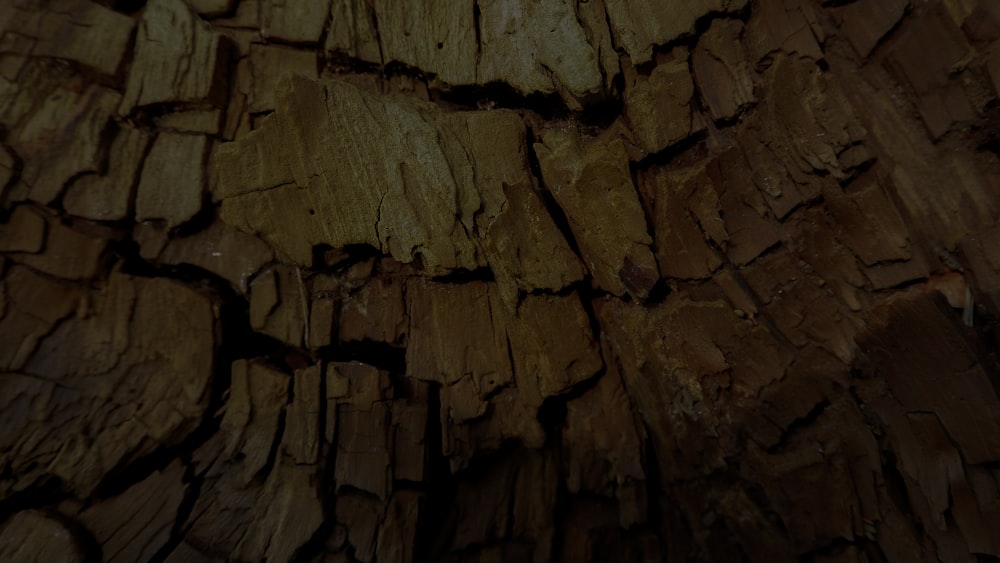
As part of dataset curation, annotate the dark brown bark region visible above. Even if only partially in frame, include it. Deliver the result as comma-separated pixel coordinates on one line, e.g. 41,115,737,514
1,1,1000,562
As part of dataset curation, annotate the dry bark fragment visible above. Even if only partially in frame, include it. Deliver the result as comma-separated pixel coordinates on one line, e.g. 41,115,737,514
157,217,275,293
63,126,153,222
533,129,658,298
829,0,909,58
8,213,108,280
576,0,622,93
2,274,216,497
215,76,481,273
447,110,584,304
597,295,787,479
327,0,604,106
119,0,226,113
738,366,882,554
859,251,931,291
249,264,307,346
337,401,392,497
742,249,862,362
210,0,263,28
308,297,336,349
788,209,868,310
220,359,288,485
0,510,86,563
375,491,422,563
76,461,186,563
856,292,1000,465
189,362,322,562
366,0,477,85
745,0,824,65
261,0,331,44
0,264,79,371
692,18,756,122
184,460,259,562
962,466,1000,554
824,176,913,267
476,0,604,107
330,362,394,498
853,292,1000,558
563,367,647,527
759,55,872,182
0,204,45,253
2,75,120,206
220,83,582,289
406,279,510,417
407,285,561,469
135,132,208,228
833,37,1000,245
233,459,325,562
643,164,723,280
325,0,381,63
705,148,781,266
624,51,703,154
604,0,748,64
885,3,975,138
3,0,134,77
283,364,322,464
248,44,318,113
507,292,603,402
249,266,279,328
339,275,407,345
963,0,1000,44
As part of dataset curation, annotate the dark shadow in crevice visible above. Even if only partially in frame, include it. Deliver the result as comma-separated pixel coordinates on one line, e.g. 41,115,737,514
638,425,675,559
316,339,406,375
45,509,104,563
323,52,383,76
429,265,494,284
413,382,454,563
536,364,605,447
0,478,70,534
435,81,568,119
632,129,711,169
881,449,916,524
148,460,202,563
169,198,221,240
764,399,830,455
312,243,381,272
643,278,673,306
110,0,146,15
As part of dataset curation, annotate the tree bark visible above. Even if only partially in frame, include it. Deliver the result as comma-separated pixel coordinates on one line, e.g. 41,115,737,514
2,0,1000,562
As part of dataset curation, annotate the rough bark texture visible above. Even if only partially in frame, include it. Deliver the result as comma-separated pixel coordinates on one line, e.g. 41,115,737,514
2,0,1000,562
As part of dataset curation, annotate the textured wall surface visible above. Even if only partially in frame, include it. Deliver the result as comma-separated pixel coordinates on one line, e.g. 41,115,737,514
2,0,1000,561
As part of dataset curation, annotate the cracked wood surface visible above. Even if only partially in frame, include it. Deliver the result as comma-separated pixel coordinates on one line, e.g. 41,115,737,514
3,0,1000,562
